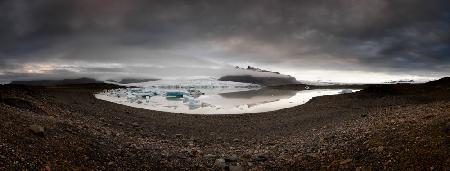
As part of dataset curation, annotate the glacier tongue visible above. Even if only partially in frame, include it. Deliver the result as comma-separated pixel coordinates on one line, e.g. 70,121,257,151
120,78,261,94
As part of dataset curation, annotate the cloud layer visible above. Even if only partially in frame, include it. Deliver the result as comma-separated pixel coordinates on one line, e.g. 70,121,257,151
0,0,449,83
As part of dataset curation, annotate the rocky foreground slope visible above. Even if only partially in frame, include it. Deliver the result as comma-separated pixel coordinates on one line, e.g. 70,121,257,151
0,78,449,170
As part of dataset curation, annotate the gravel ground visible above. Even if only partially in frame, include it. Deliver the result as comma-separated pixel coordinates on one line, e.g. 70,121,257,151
0,79,449,170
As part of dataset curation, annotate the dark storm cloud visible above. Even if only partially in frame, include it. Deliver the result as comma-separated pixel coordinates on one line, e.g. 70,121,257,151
0,0,449,82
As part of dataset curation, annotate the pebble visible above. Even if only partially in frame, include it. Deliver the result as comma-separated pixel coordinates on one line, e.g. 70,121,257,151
355,166,369,171
253,155,268,162
214,158,227,168
442,122,450,134
131,122,139,127
376,146,384,153
240,153,252,159
203,154,217,158
29,125,45,136
182,148,195,156
225,155,239,162
229,165,244,171
339,159,353,165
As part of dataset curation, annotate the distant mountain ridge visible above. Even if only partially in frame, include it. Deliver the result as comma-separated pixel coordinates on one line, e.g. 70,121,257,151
361,77,450,96
107,78,160,84
234,66,283,75
384,80,415,84
9,78,101,86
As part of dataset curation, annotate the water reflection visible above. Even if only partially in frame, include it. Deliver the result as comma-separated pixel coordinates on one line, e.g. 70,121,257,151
220,88,297,99
210,88,298,108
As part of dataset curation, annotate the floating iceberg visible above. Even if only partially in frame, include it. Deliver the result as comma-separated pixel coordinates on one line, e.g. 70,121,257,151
182,96,211,109
166,91,186,98
187,89,204,97
123,78,260,90
339,89,353,94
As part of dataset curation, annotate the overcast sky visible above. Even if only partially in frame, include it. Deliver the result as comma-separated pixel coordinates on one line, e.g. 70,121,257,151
0,0,449,83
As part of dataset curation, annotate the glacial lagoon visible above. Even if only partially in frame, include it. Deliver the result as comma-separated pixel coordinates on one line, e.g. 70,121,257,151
95,85,357,114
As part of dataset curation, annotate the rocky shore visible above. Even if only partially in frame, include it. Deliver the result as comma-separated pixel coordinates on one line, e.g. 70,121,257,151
0,78,449,170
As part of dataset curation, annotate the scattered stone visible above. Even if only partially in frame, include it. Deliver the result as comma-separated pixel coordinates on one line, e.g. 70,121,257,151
361,113,368,117
253,155,268,162
376,146,384,153
442,122,450,134
225,155,239,162
108,161,114,166
339,159,353,165
29,125,45,136
233,138,240,142
203,154,217,158
214,158,227,168
355,166,370,171
183,148,198,157
240,153,252,159
118,122,124,126
229,165,244,171
307,153,318,158
105,130,112,136
131,122,139,127
175,134,183,138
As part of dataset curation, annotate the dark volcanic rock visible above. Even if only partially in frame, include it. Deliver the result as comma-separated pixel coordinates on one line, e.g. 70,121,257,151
443,122,450,134
253,155,268,162
225,155,239,162
2,98,46,114
229,165,245,171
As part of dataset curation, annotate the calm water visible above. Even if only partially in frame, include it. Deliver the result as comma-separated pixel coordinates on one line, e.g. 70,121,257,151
95,88,355,114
